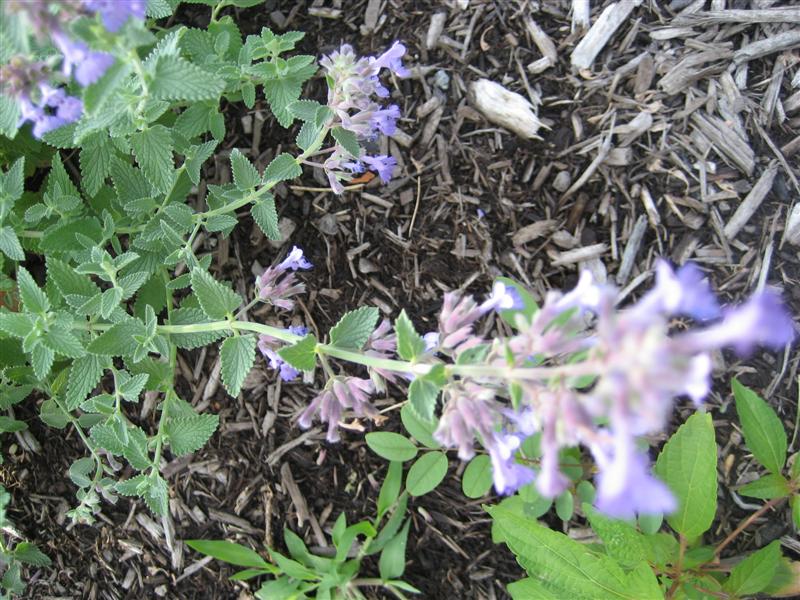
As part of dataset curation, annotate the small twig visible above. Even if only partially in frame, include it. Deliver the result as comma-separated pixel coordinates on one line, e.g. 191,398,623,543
714,496,787,558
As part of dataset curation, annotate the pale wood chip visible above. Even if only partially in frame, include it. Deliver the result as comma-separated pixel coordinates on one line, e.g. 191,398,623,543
571,0,643,70
724,162,778,240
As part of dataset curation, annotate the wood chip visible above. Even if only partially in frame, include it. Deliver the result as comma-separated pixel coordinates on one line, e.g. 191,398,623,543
468,79,543,139
550,243,608,266
571,0,643,70
512,220,557,246
426,12,448,50
733,30,800,65
691,112,755,176
723,162,778,240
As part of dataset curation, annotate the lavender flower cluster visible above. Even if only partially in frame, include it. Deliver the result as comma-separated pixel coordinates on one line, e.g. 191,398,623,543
259,252,794,518
2,0,145,137
318,42,409,193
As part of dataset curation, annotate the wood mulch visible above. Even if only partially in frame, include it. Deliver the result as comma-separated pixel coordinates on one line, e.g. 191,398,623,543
5,1,800,598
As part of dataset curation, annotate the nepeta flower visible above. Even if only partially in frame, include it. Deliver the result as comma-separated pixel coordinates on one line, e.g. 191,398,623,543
255,247,312,310
83,0,146,32
52,32,114,87
18,83,83,138
365,319,408,391
361,155,396,183
258,326,308,381
438,293,485,353
298,377,377,442
481,281,524,312
370,41,410,78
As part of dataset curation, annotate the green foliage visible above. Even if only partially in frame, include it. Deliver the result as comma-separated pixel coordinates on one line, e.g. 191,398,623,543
405,451,448,496
277,333,317,372
366,432,418,462
219,334,256,397
462,454,493,498
394,309,426,361
733,378,787,475
0,485,51,597
328,306,380,351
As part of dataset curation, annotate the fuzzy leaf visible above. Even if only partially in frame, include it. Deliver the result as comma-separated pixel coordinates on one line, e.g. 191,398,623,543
251,195,279,240
733,379,787,475
230,149,260,190
190,268,242,320
151,56,225,101
329,306,379,351
0,227,24,261
17,267,49,313
130,125,174,193
654,412,717,539
395,310,425,361
277,333,317,372
220,334,256,397
87,320,146,356
262,152,301,184
167,307,227,349
165,413,219,456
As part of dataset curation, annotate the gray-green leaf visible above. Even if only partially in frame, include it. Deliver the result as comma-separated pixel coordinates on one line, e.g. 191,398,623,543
220,335,256,397
190,268,242,320
165,413,219,456
329,306,379,351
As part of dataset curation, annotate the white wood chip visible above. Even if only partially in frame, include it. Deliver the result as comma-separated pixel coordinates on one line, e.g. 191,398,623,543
468,79,543,139
571,0,643,70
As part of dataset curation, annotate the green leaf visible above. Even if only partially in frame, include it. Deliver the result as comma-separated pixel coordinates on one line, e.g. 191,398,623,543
167,307,226,349
39,398,68,428
262,152,301,184
262,76,306,128
277,333,317,372
288,100,322,122
738,473,792,499
395,310,425,361
87,320,147,356
378,519,411,580
724,540,781,595
115,473,148,496
83,61,132,116
186,540,270,569
130,125,174,193
90,422,125,454
31,344,54,380
0,314,33,338
400,404,440,449
508,578,561,600
488,501,659,600
143,473,169,516
329,306,379,351
654,411,717,539
68,456,96,488
204,214,238,233
17,267,49,313
220,335,256,397
331,126,360,158
40,327,85,358
13,542,51,567
190,269,242,319
151,56,225,101
462,454,493,499
48,256,99,299
122,426,151,471
79,133,114,196
0,227,24,261
165,413,219,456
406,451,448,496
365,432,418,462
792,495,800,530
0,94,20,138
0,417,26,433
251,195,279,240
584,504,651,569
408,372,442,423
733,379,787,475
230,149,260,190
377,461,403,518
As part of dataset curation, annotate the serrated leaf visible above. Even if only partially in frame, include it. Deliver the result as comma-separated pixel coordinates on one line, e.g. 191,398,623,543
584,504,651,568
13,542,51,567
288,100,322,122
151,56,225,101
87,320,147,356
331,126,360,157
262,76,304,128
733,379,787,475
165,413,219,456
143,473,169,516
115,473,149,496
329,306,379,351
79,133,114,196
262,152,301,184
0,227,24,261
406,451,448,496
738,473,792,499
0,313,33,338
654,412,717,539
277,333,317,372
40,327,85,358
0,94,20,138
17,267,49,313
90,422,125,454
251,195,279,240
130,125,174,193
220,335,256,397
39,398,68,428
167,307,227,349
366,432,417,462
122,426,151,470
395,310,425,361
230,149,260,190
724,540,781,595
47,257,99,299
190,269,242,320
68,456,95,488
407,366,444,423
204,214,238,233
31,344,54,380
462,454,493,499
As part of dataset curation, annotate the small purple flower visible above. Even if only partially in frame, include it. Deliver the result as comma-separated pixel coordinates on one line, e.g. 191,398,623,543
298,377,377,442
634,260,720,322
52,32,114,87
18,83,83,139
488,433,535,495
279,246,313,271
481,281,524,313
370,104,400,136
423,332,440,352
258,331,307,381
83,0,146,32
438,293,484,353
370,41,410,78
362,155,397,183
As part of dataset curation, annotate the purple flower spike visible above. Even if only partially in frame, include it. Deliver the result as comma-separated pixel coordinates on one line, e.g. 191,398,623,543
53,33,114,87
488,434,535,495
279,246,313,271
258,333,306,381
362,155,397,183
635,260,720,322
371,41,410,78
18,83,83,139
297,377,378,443
83,0,146,32
370,104,400,136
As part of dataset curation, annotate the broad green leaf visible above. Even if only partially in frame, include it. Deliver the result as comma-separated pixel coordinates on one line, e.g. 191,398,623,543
555,490,574,521
48,256,99,299
68,456,95,488
143,473,169,516
462,454,493,499
17,267,49,313
262,152,301,184
724,540,781,596
190,268,242,320
508,578,561,600
400,404,440,449
87,320,147,356
407,365,444,422
733,379,787,475
0,314,34,338
165,413,219,456
406,451,448,496
738,473,792,499
130,125,174,193
151,56,225,101
83,61,132,116
288,100,322,122
122,426,151,471
40,327,85,358
365,432,418,462
262,75,308,128
378,519,410,580
220,334,256,397
584,504,651,568
488,501,659,600
0,417,26,433
277,333,317,372
79,133,113,196
186,540,270,569
229,149,260,190
331,126,360,158
377,461,403,518
329,306,379,351
90,422,125,454
0,94,20,138
793,495,800,530
13,542,50,567
39,398,68,428
0,227,24,261
251,195,279,240
395,310,425,361
115,473,148,496
654,412,717,539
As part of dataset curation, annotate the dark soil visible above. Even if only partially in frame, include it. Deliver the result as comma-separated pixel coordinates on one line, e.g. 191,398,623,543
5,1,800,599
